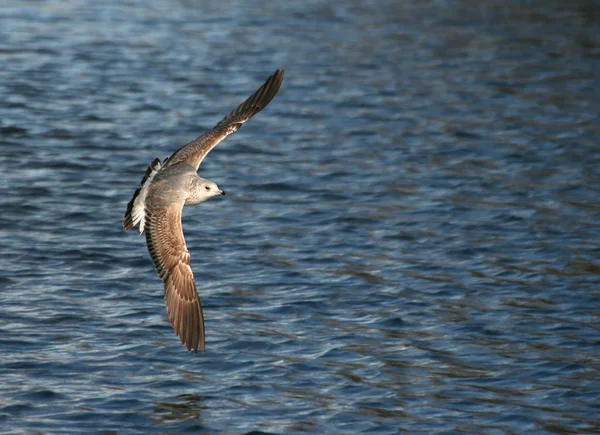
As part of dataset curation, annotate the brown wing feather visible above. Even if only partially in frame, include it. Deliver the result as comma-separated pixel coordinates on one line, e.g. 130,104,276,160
145,204,205,353
164,69,285,170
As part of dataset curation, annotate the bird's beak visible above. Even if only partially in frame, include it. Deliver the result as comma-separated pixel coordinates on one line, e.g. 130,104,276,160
220,189,226,196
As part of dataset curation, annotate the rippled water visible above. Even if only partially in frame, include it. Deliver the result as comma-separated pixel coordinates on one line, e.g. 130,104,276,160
1,0,599,433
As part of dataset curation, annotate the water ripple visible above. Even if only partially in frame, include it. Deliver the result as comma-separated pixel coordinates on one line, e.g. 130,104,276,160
1,0,599,434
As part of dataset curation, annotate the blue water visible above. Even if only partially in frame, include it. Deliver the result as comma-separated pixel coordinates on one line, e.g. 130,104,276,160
1,1,599,433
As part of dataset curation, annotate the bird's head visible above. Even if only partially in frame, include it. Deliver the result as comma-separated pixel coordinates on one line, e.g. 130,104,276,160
196,178,226,202
185,177,226,205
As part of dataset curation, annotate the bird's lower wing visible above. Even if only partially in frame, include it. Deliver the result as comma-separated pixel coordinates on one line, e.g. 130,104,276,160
145,203,205,353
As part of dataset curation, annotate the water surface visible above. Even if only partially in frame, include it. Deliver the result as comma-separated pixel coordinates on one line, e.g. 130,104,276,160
1,0,599,433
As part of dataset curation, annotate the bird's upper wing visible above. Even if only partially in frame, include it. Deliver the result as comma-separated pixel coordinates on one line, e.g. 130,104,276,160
164,69,285,170
144,202,205,353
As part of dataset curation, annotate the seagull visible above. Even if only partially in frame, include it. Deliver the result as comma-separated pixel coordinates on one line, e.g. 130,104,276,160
123,69,285,353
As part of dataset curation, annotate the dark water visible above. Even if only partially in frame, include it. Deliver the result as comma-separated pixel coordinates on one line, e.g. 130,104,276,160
1,0,599,433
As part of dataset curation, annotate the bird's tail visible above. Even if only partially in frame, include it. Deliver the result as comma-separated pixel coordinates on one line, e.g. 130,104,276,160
123,158,162,234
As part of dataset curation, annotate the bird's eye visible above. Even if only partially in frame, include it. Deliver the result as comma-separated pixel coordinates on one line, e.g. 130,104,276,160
205,186,210,190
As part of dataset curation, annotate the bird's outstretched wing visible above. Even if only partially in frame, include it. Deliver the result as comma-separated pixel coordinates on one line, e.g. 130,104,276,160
164,69,285,170
145,202,205,353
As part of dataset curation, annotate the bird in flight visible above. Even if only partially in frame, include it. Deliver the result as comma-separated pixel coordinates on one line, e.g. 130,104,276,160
123,69,285,353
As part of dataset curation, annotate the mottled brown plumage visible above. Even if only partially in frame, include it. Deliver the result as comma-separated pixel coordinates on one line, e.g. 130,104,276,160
123,69,285,353
165,69,285,170
145,205,203,352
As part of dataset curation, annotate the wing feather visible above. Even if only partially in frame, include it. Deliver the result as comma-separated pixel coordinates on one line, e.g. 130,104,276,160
164,69,285,170
145,204,205,353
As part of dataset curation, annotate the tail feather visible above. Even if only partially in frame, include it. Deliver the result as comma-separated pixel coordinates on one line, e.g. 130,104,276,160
123,158,162,234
